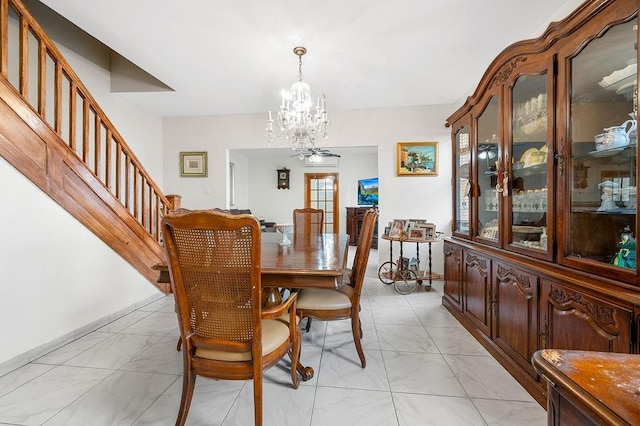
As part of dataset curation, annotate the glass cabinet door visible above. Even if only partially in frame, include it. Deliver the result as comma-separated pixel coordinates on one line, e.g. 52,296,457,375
454,121,471,237
564,17,637,276
509,72,552,257
476,95,500,243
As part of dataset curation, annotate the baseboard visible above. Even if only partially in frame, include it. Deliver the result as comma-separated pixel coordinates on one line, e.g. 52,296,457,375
0,293,164,378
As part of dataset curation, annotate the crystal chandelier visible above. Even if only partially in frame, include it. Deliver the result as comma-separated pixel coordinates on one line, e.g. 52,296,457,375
266,47,330,150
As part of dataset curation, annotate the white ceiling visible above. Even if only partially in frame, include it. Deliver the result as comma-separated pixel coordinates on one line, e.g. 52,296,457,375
39,0,576,118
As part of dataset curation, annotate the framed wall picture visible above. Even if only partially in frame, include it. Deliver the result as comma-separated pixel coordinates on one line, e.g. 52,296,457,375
180,151,207,177
397,142,438,176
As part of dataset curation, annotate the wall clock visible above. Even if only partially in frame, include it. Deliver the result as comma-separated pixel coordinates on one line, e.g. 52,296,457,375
277,168,290,189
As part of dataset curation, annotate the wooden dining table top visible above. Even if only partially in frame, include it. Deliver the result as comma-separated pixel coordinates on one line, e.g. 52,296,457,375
153,232,350,289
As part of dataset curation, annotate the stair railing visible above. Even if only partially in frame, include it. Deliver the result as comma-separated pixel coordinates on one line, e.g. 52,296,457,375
0,0,178,243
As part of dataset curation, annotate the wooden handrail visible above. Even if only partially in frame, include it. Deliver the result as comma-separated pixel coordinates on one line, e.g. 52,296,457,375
0,0,178,243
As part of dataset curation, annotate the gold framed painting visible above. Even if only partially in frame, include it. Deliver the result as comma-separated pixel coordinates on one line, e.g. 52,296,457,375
180,151,207,177
397,142,438,176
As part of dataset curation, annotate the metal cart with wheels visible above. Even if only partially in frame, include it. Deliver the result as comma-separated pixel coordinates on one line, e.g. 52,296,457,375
378,234,442,294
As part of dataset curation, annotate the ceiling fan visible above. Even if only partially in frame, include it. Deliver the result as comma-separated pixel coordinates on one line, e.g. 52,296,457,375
291,148,341,162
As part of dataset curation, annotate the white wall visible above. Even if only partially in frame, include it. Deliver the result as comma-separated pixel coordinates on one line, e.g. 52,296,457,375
240,150,378,231
163,104,453,274
0,42,164,369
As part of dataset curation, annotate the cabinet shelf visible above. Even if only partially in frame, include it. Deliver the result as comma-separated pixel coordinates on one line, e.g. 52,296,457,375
572,207,636,215
573,144,636,160
512,163,547,177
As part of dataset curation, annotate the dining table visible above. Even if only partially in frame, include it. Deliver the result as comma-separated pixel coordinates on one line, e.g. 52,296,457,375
152,232,350,381
153,232,349,291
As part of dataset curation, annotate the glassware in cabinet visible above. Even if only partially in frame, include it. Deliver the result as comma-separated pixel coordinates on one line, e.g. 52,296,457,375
476,95,500,242
564,17,637,274
509,72,551,254
454,122,471,236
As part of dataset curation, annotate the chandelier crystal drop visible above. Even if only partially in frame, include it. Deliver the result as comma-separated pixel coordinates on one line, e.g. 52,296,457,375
266,46,330,150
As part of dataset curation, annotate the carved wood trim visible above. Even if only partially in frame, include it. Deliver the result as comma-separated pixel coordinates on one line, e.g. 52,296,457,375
550,287,615,327
496,264,533,300
444,244,461,264
445,0,623,126
465,253,488,277
492,57,527,86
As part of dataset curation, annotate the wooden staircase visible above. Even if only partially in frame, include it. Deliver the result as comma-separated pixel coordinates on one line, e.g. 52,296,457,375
0,0,178,292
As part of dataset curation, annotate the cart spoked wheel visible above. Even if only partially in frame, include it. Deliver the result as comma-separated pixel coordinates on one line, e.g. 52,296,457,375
377,261,397,285
393,269,419,294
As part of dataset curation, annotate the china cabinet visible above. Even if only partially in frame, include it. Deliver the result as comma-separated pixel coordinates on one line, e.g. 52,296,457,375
444,0,640,405
346,207,378,249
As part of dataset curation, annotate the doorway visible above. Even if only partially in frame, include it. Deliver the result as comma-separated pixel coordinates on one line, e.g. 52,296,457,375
305,173,339,233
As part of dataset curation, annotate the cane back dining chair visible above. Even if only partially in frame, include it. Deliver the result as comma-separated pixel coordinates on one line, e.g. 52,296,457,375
162,210,301,426
293,208,324,235
295,208,379,368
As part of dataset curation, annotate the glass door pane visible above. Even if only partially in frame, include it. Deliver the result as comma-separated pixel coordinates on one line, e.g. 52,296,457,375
476,95,500,242
511,73,549,252
568,18,637,272
305,173,339,234
455,123,471,236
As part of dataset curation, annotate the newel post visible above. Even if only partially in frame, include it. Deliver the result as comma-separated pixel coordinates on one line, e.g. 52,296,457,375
166,194,182,211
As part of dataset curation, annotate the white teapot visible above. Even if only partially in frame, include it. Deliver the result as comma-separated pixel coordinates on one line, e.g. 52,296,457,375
603,119,636,149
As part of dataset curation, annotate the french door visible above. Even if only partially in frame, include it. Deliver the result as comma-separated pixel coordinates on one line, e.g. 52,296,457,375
305,173,339,234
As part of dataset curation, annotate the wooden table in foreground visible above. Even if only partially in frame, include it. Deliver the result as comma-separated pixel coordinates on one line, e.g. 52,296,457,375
531,349,640,425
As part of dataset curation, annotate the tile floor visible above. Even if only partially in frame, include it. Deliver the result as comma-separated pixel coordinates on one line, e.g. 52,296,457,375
0,250,547,425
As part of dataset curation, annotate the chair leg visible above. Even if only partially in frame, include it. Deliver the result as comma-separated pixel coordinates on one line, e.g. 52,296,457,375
253,369,263,426
176,337,182,351
290,328,301,389
305,317,312,332
351,315,366,368
176,371,196,426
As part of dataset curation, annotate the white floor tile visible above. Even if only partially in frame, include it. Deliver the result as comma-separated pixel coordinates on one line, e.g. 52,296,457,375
444,355,535,402
393,393,487,426
318,348,389,391
311,387,398,426
473,398,546,425
0,248,547,425
383,351,467,397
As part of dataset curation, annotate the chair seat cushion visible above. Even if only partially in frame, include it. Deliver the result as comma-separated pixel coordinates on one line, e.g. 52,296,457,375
195,319,289,362
296,285,354,310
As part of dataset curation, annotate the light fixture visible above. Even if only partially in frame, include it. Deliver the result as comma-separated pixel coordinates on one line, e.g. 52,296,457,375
266,46,330,151
308,152,322,163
